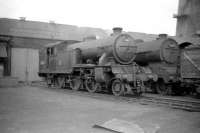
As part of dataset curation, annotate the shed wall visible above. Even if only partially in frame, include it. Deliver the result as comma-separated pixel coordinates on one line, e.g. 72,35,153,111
11,48,41,81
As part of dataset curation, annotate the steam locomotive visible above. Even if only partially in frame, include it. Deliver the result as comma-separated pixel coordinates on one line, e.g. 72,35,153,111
38,28,200,96
134,35,200,95
134,34,180,95
39,28,151,96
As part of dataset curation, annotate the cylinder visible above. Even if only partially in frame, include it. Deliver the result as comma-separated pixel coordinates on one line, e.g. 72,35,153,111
67,33,137,65
134,38,179,64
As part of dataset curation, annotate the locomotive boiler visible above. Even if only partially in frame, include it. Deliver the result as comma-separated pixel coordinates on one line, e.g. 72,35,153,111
67,29,137,65
135,34,179,64
39,28,148,96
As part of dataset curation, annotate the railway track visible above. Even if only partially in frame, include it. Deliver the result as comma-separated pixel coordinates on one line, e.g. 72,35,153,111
140,95,200,112
31,82,200,112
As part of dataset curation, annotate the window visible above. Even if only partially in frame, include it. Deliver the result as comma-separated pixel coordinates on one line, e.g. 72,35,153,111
47,47,56,56
47,48,51,55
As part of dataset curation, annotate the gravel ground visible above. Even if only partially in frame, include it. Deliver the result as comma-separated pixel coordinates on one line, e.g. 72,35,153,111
0,86,199,133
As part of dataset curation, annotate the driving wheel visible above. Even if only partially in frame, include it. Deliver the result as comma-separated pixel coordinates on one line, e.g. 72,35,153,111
112,79,125,96
85,78,100,93
156,80,168,95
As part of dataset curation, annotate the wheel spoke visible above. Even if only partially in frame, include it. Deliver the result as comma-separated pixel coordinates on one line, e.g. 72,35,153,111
85,78,99,93
112,79,124,96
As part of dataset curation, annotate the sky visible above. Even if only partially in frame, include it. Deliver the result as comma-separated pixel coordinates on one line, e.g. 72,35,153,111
0,0,179,35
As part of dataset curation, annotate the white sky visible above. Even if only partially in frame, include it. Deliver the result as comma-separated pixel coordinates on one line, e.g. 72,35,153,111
0,0,179,35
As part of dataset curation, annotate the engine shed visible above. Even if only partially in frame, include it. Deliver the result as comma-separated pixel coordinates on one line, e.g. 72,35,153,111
0,18,108,84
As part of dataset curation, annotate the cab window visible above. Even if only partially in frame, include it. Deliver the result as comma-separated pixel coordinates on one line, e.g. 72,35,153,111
47,47,56,56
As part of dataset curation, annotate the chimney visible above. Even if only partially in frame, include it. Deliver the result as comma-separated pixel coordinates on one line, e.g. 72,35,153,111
49,20,56,24
111,27,123,36
157,34,168,39
19,17,26,21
